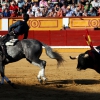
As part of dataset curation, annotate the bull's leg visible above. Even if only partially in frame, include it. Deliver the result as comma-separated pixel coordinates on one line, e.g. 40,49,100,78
31,59,47,84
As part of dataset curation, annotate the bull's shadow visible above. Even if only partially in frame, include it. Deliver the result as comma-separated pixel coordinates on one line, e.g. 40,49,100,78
46,79,100,85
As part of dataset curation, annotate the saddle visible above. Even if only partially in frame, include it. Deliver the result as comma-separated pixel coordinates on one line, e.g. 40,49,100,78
5,39,18,46
0,39,19,60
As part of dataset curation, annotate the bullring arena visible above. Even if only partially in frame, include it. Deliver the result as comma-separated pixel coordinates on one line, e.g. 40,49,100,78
1,48,100,100
1,20,100,99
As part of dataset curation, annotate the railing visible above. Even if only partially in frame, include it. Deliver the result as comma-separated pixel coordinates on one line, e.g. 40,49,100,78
0,30,100,46
0,17,100,31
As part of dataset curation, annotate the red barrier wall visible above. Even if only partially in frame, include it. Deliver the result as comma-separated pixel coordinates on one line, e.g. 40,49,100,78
0,30,100,46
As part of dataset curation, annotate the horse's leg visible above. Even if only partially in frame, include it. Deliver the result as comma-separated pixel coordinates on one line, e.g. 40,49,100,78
31,59,47,83
1,77,4,84
0,65,10,84
0,63,14,87
0,61,5,85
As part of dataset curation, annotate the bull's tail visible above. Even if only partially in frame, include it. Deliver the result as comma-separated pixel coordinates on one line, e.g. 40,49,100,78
41,43,64,66
69,56,78,60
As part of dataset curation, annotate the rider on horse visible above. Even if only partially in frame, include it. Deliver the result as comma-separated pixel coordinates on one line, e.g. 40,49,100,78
2,13,29,44
0,13,29,58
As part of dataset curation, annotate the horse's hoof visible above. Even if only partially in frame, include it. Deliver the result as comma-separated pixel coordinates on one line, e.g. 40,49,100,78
10,83,17,89
10,83,14,86
7,81,16,88
43,78,48,84
39,79,43,84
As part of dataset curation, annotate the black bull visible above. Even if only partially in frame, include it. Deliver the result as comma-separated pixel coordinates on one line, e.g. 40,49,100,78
70,46,100,73
0,39,64,86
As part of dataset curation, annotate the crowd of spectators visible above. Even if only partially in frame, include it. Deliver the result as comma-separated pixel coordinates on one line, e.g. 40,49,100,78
0,0,100,17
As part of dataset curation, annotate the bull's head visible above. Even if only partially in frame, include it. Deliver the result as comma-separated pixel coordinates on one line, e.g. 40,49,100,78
70,53,90,71
77,53,89,70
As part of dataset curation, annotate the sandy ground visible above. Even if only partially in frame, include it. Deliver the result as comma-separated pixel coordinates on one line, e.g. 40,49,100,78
1,52,100,100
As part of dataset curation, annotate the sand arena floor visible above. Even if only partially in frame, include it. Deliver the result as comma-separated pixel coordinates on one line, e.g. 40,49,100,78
1,52,100,100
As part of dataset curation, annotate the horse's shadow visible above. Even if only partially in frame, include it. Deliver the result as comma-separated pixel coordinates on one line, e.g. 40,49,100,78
46,79,100,85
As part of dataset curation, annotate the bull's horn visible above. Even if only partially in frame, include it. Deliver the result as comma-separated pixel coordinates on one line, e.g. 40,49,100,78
84,54,89,58
69,56,78,60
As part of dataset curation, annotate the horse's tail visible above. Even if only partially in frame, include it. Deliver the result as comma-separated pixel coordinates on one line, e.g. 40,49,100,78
41,43,64,66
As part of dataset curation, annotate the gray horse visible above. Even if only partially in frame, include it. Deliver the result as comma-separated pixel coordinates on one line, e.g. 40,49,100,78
0,39,64,86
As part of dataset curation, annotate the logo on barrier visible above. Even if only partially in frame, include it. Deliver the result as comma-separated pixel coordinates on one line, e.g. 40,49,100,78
28,20,40,28
88,19,100,27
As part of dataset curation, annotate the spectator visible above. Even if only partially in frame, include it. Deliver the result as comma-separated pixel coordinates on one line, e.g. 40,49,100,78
9,1,18,13
84,2,92,11
66,0,73,5
91,0,99,14
59,0,65,7
53,11,57,17
32,3,39,15
80,0,86,6
57,8,63,17
35,8,43,17
87,7,97,16
42,7,49,17
27,8,34,17
0,12,3,17
48,0,55,9
10,10,18,17
97,6,100,16
39,0,48,8
51,0,58,3
71,4,76,12
2,4,9,12
2,8,11,17
72,0,77,4
82,9,88,16
17,0,25,9
99,0,100,7
54,3,60,12
24,0,33,11
61,4,67,16
17,8,24,17
78,2,84,11
91,0,99,8
2,0,9,9
22,5,28,13
74,7,82,16
48,8,56,17
65,5,74,17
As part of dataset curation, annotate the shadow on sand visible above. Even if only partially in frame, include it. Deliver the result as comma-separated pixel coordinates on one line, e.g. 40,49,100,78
0,79,100,100
46,79,100,85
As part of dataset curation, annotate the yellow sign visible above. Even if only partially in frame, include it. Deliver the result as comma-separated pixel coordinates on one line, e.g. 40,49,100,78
8,18,62,30
69,17,100,29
